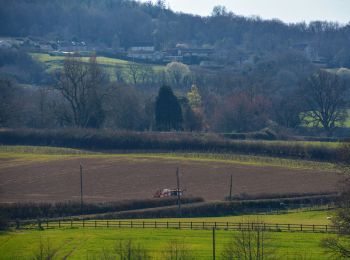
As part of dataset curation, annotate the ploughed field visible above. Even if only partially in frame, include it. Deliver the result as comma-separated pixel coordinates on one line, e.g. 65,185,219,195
0,153,341,203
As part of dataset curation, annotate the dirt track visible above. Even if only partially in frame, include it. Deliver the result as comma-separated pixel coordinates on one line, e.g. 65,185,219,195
0,157,342,203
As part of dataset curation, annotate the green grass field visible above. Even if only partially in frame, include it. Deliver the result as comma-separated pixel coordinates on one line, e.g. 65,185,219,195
0,227,335,259
30,52,165,82
125,209,334,226
0,145,338,171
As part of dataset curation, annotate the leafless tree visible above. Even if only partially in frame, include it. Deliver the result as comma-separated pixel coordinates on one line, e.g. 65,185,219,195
221,220,275,260
32,237,58,260
126,62,141,85
114,239,151,260
54,54,106,128
161,239,194,260
300,70,348,135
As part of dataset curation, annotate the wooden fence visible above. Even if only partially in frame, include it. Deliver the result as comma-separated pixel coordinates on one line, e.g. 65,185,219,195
14,220,339,234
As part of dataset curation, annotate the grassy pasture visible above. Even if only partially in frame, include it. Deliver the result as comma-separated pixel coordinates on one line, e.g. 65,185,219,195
0,227,334,259
0,145,337,170
122,209,333,226
30,52,165,81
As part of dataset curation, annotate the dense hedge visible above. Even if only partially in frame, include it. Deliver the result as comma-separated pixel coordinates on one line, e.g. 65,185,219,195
105,195,338,219
0,197,203,220
0,128,340,162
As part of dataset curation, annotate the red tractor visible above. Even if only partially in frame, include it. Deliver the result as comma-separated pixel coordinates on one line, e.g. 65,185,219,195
154,188,184,198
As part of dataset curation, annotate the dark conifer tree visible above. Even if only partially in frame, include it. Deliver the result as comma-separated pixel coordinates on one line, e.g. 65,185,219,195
155,85,183,131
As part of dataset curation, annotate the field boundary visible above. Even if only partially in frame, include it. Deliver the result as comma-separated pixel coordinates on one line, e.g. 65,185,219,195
13,220,339,234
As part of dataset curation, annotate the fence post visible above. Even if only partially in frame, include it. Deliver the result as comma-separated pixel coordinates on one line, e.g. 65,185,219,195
70,219,73,228
212,227,216,260
16,219,20,230
59,220,61,228
37,219,42,230
95,220,97,228
107,220,109,228
143,221,145,229
166,222,168,229
83,219,85,228
191,222,192,230
131,221,133,229
119,221,121,228
203,222,205,229
47,219,49,229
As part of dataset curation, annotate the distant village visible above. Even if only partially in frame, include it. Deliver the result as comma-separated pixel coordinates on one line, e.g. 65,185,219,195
0,36,327,68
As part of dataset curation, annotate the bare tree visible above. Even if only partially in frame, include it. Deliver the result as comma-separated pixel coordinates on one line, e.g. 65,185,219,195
32,237,58,260
221,220,274,260
54,54,106,128
300,70,348,135
161,240,194,260
114,239,151,260
126,62,141,85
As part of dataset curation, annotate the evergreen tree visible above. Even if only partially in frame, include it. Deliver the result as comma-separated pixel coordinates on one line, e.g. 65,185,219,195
155,85,183,131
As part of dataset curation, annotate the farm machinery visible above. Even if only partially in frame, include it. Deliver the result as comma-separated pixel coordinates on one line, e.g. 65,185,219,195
153,188,184,198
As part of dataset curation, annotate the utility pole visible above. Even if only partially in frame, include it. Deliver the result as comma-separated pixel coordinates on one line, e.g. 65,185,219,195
212,227,216,260
80,163,83,214
176,167,181,217
229,174,233,201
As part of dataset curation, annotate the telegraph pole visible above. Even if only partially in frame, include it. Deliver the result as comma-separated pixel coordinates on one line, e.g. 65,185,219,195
176,167,181,217
229,174,233,201
212,227,216,260
80,163,83,214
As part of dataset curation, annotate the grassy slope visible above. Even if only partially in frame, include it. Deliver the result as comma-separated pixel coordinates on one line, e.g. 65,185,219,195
29,52,165,81
0,228,334,259
0,145,338,171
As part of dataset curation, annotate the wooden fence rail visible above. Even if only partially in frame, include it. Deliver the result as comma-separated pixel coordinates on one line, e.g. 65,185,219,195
12,220,339,234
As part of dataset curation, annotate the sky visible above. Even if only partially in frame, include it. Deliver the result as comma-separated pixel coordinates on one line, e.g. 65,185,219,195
139,0,350,24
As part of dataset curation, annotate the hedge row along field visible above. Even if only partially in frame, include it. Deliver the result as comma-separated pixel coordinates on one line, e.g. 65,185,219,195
0,197,203,220
96,194,337,219
0,129,341,162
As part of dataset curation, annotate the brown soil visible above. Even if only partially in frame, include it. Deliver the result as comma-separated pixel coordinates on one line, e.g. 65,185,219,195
0,157,342,203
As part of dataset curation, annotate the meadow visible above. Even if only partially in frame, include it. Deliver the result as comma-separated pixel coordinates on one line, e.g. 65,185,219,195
29,52,165,81
0,226,334,259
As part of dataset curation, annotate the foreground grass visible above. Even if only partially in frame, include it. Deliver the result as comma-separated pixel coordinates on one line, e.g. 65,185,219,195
0,227,333,259
0,145,338,171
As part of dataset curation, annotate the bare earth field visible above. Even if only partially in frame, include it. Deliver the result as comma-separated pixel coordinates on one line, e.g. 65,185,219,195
0,156,342,203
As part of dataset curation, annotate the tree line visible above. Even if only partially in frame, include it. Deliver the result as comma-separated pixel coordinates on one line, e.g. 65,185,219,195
0,0,349,67
0,52,349,136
